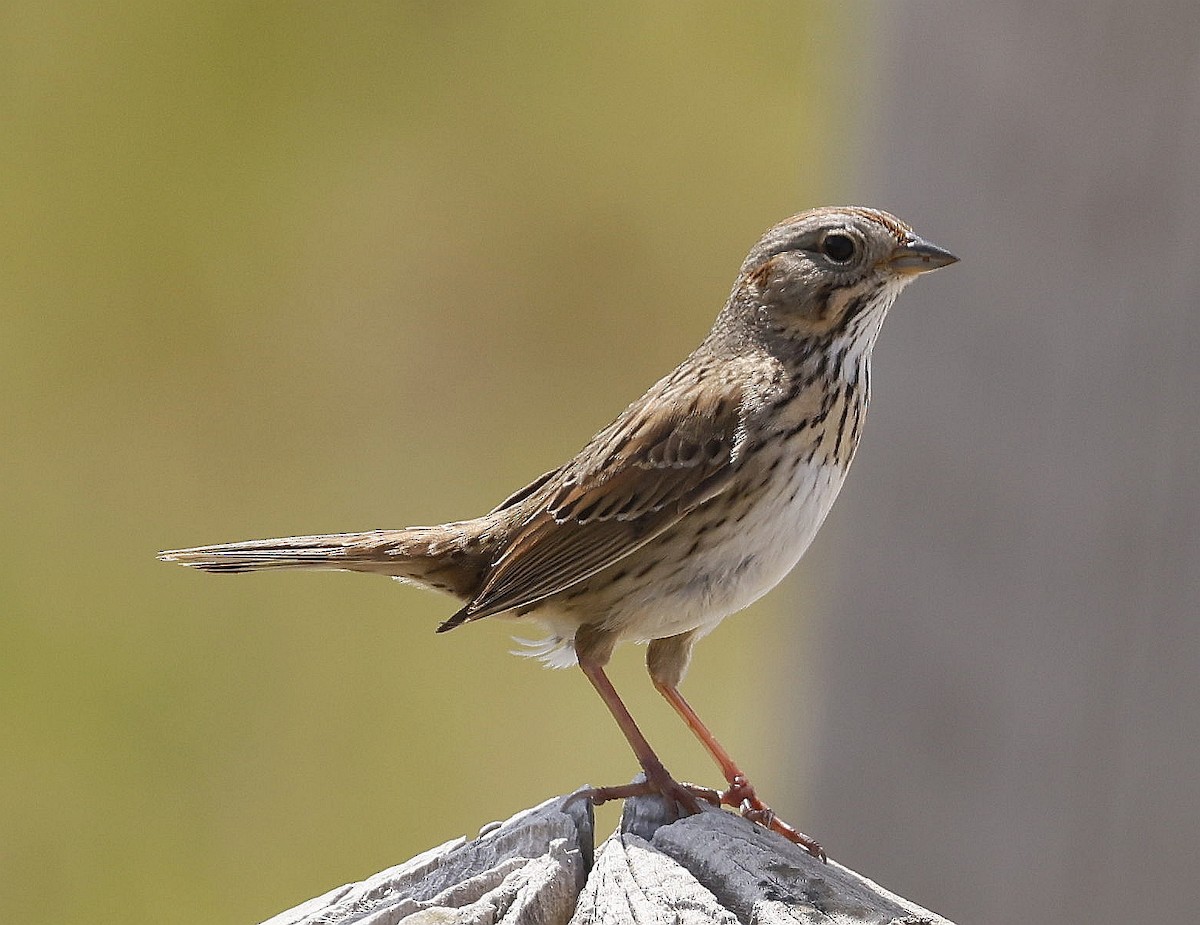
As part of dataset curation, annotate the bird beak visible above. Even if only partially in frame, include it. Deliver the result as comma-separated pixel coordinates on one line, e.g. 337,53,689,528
886,235,959,274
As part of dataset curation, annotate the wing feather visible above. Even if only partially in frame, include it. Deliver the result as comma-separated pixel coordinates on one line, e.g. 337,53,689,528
440,372,746,628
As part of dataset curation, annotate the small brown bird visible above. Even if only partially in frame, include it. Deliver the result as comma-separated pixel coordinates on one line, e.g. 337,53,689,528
160,206,956,858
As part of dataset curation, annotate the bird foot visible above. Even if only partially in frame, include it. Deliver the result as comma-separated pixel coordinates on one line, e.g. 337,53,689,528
580,765,721,819
719,775,826,861
577,770,824,861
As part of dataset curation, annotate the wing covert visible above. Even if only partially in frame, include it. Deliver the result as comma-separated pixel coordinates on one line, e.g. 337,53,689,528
443,379,746,627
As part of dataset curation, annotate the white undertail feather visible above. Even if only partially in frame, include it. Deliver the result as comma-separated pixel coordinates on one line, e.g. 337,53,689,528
511,635,578,669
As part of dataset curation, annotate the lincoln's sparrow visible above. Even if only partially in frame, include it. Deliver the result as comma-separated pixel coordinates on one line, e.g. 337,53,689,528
160,207,957,858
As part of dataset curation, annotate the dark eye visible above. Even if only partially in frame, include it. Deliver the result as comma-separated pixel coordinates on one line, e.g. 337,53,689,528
821,232,857,264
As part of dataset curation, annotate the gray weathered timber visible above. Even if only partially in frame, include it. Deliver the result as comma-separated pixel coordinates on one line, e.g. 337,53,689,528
263,791,954,925
260,791,593,925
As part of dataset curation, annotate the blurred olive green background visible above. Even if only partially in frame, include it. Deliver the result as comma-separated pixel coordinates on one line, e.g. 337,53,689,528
1,4,861,922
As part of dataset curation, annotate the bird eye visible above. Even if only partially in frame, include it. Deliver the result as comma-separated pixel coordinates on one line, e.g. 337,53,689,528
820,232,857,264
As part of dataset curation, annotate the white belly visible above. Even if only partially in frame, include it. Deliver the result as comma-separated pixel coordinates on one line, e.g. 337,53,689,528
613,458,848,643
703,461,846,613
516,459,849,667
667,463,844,628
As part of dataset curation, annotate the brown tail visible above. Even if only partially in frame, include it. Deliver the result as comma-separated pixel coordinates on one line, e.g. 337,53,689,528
158,525,489,599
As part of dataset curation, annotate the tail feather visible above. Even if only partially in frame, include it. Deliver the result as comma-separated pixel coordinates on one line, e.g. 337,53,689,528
158,526,489,598
158,532,384,573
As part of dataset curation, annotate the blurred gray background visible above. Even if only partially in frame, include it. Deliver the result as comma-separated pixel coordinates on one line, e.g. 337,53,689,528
809,3,1200,923
2,3,1195,924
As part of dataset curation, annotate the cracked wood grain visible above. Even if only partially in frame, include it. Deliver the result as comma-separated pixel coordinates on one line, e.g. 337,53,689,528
262,788,955,925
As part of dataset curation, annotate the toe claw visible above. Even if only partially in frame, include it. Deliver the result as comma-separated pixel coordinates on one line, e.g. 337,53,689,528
718,775,826,861
582,771,720,819
585,770,827,861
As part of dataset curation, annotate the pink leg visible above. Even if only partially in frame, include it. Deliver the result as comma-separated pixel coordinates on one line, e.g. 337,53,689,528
654,679,826,860
577,658,720,815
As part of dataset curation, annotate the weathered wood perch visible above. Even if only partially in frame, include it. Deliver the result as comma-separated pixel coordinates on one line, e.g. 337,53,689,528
262,788,955,924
